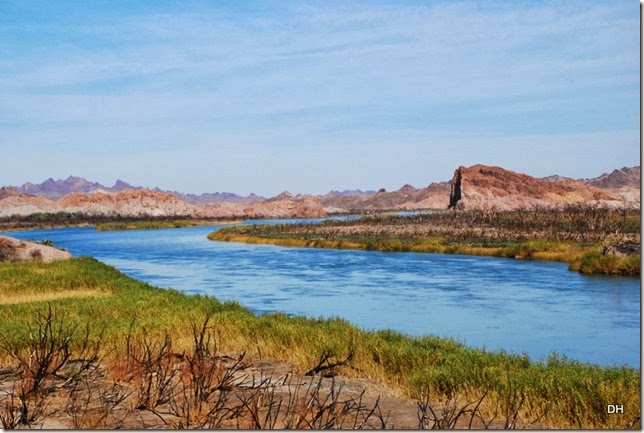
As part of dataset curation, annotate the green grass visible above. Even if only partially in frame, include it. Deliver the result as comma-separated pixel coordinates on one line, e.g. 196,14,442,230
209,230,597,269
0,258,640,428
569,253,641,276
0,212,239,232
94,219,236,231
208,207,640,275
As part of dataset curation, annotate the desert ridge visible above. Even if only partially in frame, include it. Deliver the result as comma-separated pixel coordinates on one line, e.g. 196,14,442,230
447,164,638,210
0,164,639,218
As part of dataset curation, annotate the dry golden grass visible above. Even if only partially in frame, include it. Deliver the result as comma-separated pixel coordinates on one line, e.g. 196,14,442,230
0,257,640,429
0,289,111,305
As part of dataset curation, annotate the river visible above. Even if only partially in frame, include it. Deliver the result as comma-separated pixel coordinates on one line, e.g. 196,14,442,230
4,221,640,368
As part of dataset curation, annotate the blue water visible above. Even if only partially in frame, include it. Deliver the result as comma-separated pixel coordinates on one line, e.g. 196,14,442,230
4,223,640,368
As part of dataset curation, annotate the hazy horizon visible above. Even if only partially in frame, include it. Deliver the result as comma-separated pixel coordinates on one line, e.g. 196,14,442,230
1,1,639,196
7,162,640,198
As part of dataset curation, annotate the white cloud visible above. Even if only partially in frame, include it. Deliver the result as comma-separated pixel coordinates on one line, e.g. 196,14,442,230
0,1,638,192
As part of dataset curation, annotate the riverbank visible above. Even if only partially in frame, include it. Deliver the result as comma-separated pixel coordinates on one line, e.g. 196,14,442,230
95,219,241,231
0,257,639,428
0,213,241,232
208,207,641,276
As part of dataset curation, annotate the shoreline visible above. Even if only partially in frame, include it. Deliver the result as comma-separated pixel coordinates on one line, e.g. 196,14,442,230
94,219,242,231
0,256,640,429
0,218,243,233
206,207,640,276
207,231,640,276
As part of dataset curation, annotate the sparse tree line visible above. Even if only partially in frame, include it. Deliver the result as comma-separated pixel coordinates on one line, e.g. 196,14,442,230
0,212,230,231
222,204,640,245
0,212,187,229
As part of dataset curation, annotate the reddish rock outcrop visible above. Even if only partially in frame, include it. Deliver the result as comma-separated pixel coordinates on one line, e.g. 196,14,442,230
0,187,327,220
2,165,638,218
0,187,27,200
448,165,633,211
57,189,196,217
198,195,326,219
0,195,62,217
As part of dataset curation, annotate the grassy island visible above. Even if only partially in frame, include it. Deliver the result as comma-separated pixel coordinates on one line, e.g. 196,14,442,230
208,206,640,276
0,257,640,428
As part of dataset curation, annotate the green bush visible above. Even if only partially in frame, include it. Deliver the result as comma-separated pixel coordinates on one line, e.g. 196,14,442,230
572,253,640,276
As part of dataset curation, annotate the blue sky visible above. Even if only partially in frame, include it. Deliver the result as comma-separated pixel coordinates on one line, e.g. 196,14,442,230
1,0,639,196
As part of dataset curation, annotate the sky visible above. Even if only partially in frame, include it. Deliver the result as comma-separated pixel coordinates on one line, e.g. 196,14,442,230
0,0,639,196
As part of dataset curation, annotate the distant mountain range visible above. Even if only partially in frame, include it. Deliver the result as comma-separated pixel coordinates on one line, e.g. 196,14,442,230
582,166,641,189
16,176,265,204
0,165,639,218
19,177,135,200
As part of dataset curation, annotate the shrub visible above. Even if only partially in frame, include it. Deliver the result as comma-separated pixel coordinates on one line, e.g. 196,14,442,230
572,253,640,276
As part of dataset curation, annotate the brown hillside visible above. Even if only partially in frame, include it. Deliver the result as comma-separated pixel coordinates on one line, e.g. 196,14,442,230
0,195,61,217
57,189,196,217
0,187,27,200
449,165,628,211
318,181,450,212
584,166,640,189
198,195,326,219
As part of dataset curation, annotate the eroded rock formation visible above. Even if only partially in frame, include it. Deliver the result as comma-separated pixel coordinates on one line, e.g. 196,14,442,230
447,164,637,211
1,164,639,218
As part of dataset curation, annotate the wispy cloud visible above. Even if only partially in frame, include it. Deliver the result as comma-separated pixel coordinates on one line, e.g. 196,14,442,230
0,0,638,193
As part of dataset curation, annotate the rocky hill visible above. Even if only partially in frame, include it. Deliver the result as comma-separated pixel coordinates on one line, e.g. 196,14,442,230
0,194,62,217
582,166,640,189
0,188,327,219
327,189,376,197
15,176,261,205
197,195,326,219
316,182,450,212
1,165,639,218
10,175,446,213
57,189,196,217
18,176,135,200
176,191,264,205
448,164,638,211
0,187,27,200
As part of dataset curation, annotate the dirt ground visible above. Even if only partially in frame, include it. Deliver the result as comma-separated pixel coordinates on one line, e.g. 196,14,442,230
0,354,421,429
0,351,519,430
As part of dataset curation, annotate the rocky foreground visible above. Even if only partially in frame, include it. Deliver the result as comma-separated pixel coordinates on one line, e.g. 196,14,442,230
0,165,639,219
0,236,71,263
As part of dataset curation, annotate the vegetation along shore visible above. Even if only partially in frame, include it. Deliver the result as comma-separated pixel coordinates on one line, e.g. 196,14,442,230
209,205,640,276
0,257,640,428
0,213,238,232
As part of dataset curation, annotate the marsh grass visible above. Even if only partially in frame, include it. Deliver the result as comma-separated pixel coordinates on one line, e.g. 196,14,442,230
94,219,239,231
569,253,641,276
0,212,238,232
0,258,640,428
95,221,197,231
209,231,594,265
209,206,639,275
